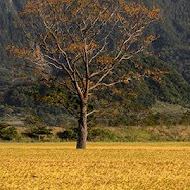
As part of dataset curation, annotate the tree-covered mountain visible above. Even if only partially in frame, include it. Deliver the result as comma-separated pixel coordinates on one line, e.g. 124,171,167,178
144,0,190,82
1,0,190,126
1,0,189,81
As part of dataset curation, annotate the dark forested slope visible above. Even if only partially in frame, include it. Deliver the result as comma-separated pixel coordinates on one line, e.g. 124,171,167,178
144,0,190,82
1,0,190,126
1,0,190,74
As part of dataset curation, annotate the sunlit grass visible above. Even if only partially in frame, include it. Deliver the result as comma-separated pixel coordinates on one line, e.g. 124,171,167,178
0,142,190,189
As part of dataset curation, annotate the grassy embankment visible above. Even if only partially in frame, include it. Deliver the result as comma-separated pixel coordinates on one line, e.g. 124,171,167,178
13,125,190,142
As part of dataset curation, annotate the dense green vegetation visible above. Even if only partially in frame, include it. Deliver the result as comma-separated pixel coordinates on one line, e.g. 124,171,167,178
1,123,190,142
1,0,190,130
145,0,190,82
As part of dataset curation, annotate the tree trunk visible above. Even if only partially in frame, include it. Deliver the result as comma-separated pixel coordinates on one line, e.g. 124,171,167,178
76,101,88,149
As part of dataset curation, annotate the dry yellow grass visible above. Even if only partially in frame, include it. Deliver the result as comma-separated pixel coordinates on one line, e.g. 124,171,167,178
0,142,190,190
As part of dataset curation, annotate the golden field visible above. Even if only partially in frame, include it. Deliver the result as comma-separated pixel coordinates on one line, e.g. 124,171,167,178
0,142,190,190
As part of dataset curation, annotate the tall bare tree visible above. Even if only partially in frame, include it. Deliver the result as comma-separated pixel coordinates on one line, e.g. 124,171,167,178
7,0,160,149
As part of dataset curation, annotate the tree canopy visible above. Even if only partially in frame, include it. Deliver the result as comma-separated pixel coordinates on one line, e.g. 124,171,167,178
6,0,161,149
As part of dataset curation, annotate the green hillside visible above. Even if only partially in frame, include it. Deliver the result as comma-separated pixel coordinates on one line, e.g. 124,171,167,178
1,0,190,126
145,0,190,82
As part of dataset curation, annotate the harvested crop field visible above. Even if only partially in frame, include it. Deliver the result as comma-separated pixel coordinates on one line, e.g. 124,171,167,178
0,142,190,190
